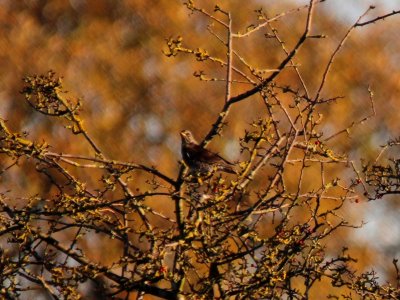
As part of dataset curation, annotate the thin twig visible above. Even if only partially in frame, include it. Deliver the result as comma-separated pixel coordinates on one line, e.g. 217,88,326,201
44,152,176,186
232,0,324,38
314,6,374,101
324,86,376,141
355,9,400,27
225,13,233,103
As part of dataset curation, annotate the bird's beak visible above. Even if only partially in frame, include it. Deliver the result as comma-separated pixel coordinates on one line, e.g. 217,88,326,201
180,132,185,138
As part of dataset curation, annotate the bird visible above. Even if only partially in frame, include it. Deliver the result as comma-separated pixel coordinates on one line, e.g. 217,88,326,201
180,130,236,175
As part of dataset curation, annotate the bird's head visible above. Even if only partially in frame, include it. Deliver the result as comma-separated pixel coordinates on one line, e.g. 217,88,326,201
180,130,197,145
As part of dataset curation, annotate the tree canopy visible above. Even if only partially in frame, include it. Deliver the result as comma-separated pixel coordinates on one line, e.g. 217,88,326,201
0,1,400,299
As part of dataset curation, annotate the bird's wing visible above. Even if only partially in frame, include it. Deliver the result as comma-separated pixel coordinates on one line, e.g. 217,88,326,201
196,146,233,165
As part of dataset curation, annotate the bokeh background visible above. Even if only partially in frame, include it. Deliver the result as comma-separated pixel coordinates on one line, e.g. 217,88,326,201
0,0,399,289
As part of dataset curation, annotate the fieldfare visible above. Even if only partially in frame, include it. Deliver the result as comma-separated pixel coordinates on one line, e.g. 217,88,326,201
180,130,236,175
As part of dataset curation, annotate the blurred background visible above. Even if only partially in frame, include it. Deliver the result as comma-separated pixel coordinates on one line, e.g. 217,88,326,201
0,0,399,288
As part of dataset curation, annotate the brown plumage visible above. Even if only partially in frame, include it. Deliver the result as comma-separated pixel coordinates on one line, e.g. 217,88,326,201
180,130,236,175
